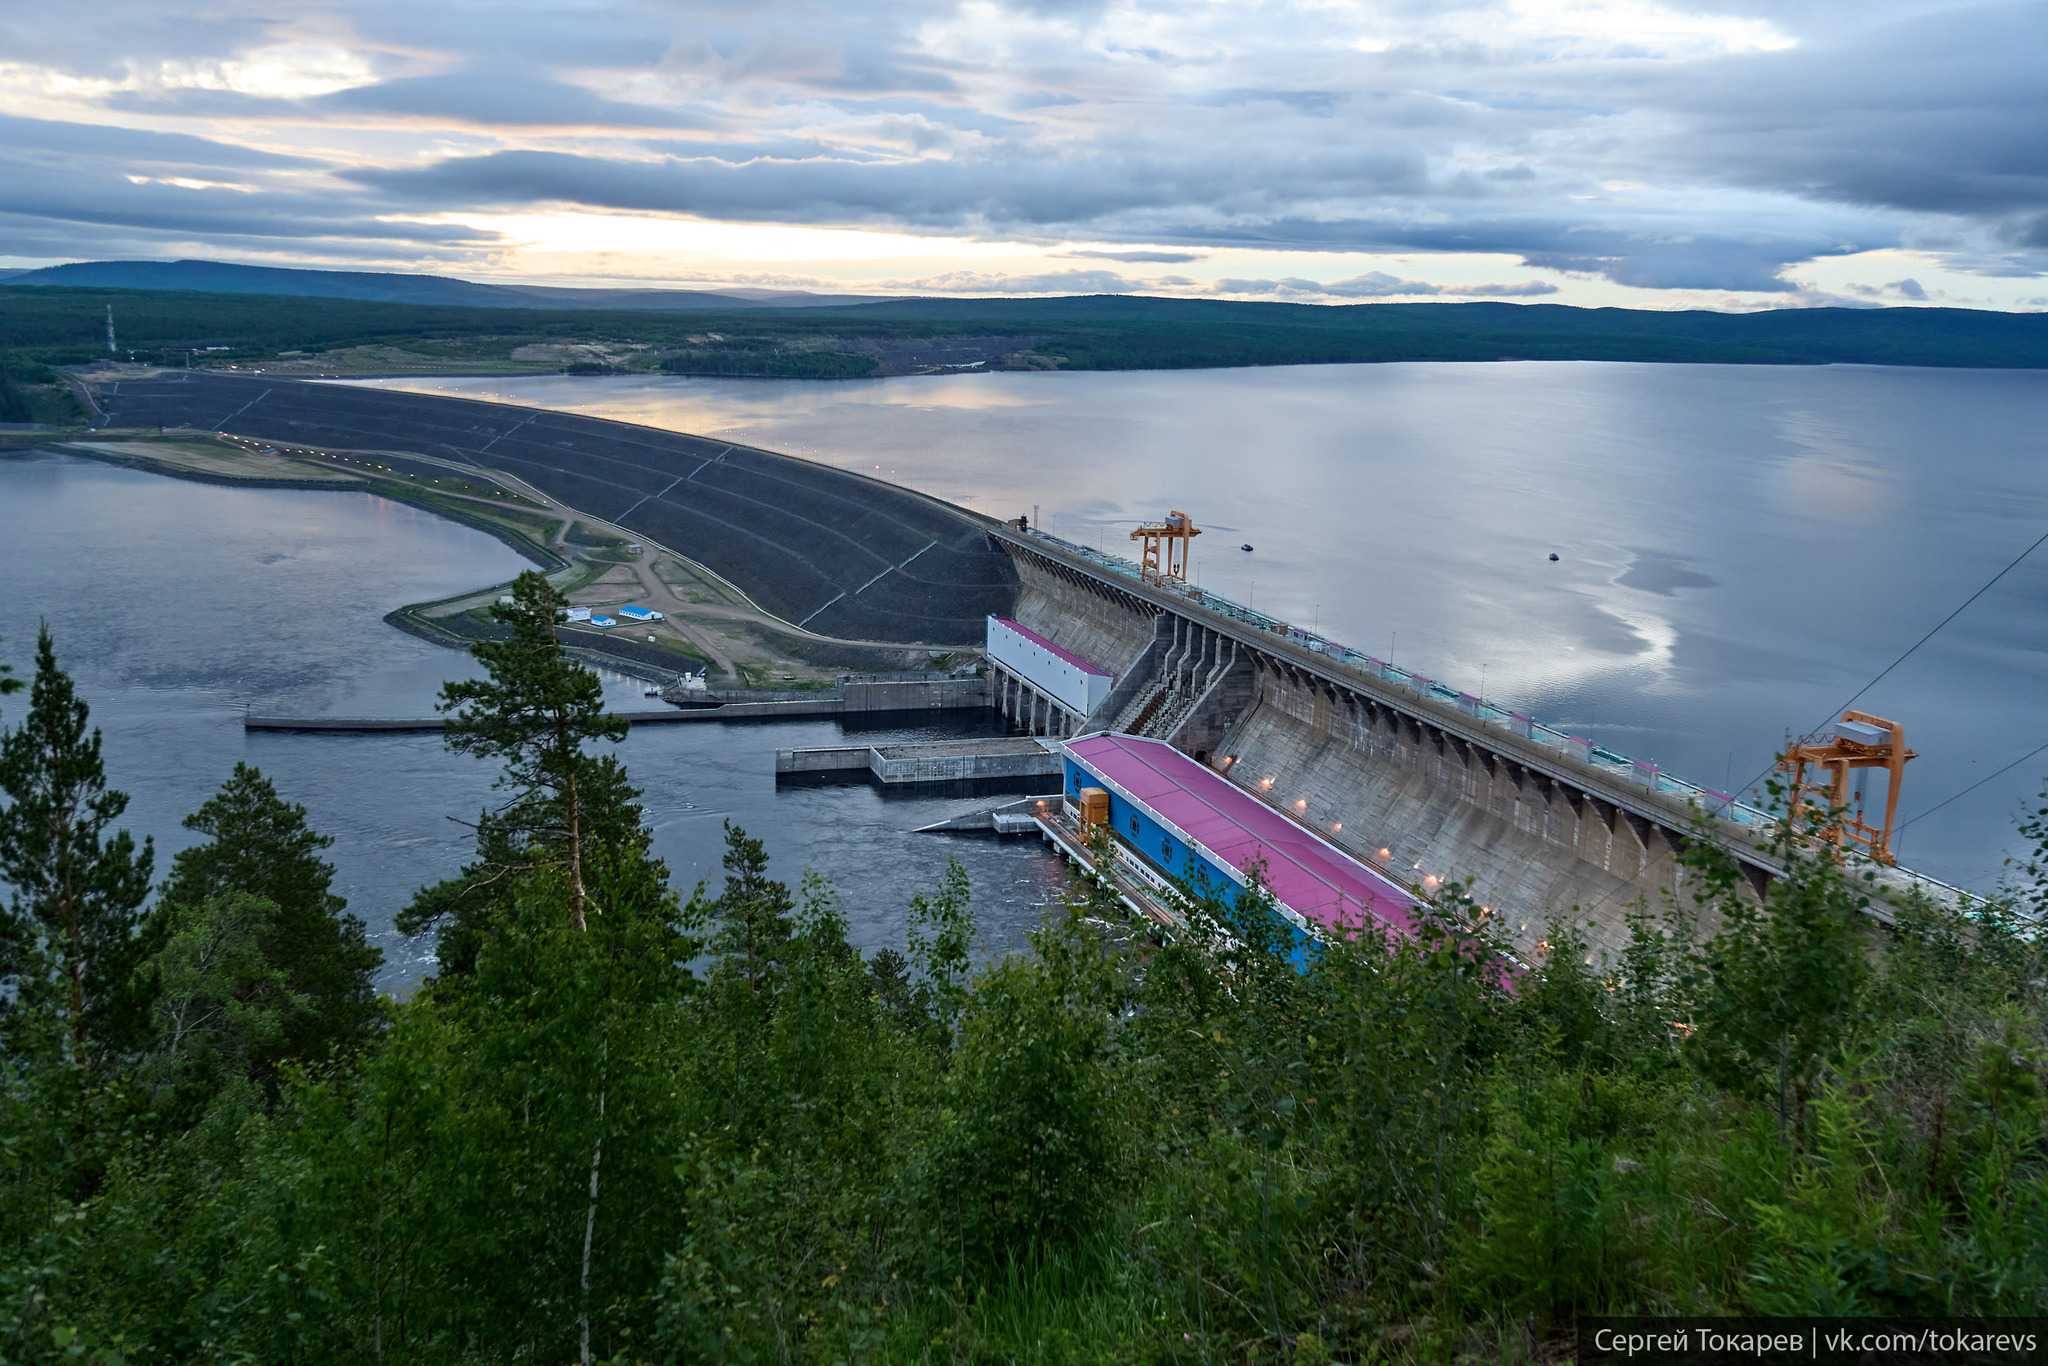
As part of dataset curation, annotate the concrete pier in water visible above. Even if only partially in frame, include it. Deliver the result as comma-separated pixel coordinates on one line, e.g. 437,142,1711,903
776,736,1061,786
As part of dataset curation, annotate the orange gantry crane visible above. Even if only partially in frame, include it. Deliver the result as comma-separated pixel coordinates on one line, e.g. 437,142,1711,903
1777,710,1916,865
1131,510,1201,586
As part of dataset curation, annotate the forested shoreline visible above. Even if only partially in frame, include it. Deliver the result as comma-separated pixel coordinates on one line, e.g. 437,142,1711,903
8,285,2048,378
3,572,2045,1364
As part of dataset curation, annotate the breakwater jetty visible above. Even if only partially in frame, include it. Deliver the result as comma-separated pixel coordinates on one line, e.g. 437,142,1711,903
243,707,831,731
245,672,989,732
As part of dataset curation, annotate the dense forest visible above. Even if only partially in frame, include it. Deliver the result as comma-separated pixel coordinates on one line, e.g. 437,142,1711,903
5,282,2048,377
2,572,2046,1363
0,353,83,425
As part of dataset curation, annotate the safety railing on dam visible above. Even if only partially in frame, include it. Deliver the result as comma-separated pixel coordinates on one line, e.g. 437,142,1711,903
1019,529,1978,909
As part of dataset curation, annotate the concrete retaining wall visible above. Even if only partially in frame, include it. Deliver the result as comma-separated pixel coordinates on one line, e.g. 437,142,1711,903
869,741,1061,784
842,676,987,712
775,746,870,774
777,739,1060,784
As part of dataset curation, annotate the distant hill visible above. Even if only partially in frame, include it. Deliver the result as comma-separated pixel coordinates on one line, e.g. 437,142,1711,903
2,275,2044,371
4,260,904,311
815,296,2048,368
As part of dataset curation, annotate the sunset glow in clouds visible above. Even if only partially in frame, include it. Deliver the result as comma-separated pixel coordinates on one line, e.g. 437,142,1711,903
2,0,2045,308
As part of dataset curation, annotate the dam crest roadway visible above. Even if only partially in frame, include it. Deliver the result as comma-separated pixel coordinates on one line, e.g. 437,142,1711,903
94,371,1963,967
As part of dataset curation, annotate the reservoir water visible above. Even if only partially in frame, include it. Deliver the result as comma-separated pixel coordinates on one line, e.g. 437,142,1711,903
353,363,2048,892
0,451,1068,989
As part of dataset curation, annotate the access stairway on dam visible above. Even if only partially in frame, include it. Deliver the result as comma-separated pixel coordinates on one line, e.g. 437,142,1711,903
1094,613,1249,748
1110,676,1195,739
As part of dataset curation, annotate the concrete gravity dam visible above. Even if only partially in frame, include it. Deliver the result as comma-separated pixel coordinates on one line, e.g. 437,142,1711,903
97,371,1960,964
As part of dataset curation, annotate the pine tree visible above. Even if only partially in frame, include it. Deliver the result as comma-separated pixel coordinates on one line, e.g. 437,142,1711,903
158,762,383,1069
0,627,154,1079
435,570,627,932
704,821,795,1002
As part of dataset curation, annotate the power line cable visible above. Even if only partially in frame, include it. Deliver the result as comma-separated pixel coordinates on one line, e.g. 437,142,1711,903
1894,738,2048,836
1537,527,2048,936
1724,521,2048,811
1829,524,2048,721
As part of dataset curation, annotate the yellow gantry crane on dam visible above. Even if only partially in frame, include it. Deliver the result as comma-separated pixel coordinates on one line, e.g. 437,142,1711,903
1131,510,1201,586
1778,710,1916,865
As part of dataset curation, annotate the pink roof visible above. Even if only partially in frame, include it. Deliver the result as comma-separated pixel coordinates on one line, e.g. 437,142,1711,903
1066,733,1422,939
989,616,1110,677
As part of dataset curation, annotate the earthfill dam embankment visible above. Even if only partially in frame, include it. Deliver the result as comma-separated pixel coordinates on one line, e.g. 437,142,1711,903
95,371,1019,646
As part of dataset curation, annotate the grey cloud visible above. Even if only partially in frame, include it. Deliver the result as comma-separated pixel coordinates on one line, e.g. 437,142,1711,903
0,112,316,170
1064,249,1206,263
0,7,274,81
6,0,2042,295
348,145,1835,291
1216,272,1557,298
1167,216,1864,293
316,70,718,129
351,8,679,68
1319,272,1432,297
347,144,1435,228
110,72,717,131
897,267,1146,293
1443,280,1557,297
1008,92,1083,110
105,88,302,119
0,152,495,248
1630,2,2048,221
817,99,1027,138
0,211,491,266
634,136,848,161
713,33,963,96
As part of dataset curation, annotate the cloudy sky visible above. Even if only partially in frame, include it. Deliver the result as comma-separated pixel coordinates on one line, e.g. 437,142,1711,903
2,0,2044,307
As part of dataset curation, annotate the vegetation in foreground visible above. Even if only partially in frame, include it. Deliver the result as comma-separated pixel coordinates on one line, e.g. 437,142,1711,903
2,574,2046,1364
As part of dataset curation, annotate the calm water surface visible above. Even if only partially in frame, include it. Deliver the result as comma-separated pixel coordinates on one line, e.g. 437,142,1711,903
0,452,1068,989
356,364,2048,890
